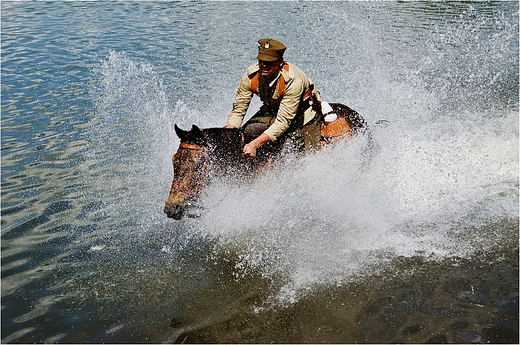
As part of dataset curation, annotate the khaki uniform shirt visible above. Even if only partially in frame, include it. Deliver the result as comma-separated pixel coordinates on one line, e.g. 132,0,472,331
227,62,320,142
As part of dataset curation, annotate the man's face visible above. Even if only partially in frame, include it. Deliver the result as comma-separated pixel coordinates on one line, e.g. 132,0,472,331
259,59,283,78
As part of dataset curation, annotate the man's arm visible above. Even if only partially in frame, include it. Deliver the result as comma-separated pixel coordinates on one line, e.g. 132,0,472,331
226,71,254,128
243,132,270,158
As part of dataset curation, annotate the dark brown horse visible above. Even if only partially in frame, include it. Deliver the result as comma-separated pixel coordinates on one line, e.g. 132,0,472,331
164,103,369,219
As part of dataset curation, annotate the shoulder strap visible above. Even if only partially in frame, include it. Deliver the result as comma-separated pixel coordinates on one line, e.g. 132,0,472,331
277,63,290,97
250,63,290,96
250,72,259,94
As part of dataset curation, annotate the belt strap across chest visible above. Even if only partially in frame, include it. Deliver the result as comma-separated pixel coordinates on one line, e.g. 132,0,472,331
250,63,290,97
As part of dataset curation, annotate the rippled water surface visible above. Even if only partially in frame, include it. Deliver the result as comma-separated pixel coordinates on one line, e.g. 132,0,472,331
1,1,518,343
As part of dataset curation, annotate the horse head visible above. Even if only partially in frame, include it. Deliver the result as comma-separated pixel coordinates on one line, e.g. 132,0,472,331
164,124,210,219
164,124,246,219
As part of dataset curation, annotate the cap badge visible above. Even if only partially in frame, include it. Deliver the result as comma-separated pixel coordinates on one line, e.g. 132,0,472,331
264,42,270,49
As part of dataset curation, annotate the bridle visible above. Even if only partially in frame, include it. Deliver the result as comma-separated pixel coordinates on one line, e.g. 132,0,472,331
177,142,203,151
170,141,208,198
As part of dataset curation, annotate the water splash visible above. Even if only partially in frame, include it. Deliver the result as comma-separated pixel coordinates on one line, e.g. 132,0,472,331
190,108,517,304
83,5,518,307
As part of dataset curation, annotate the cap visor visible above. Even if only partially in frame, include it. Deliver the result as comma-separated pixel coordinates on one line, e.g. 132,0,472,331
257,53,279,62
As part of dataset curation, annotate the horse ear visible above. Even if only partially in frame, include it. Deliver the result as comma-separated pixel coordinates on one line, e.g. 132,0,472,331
174,124,190,142
191,125,205,146
192,125,203,136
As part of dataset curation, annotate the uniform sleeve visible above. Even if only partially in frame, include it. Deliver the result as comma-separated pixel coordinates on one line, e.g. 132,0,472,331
264,78,304,141
226,71,253,129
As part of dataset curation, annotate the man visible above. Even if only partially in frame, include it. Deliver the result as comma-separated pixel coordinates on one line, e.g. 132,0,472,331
225,38,324,157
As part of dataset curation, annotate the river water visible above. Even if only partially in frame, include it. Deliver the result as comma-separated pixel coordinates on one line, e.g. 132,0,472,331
1,1,518,343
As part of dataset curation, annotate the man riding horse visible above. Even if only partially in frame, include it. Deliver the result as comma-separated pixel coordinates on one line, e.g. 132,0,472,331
225,38,335,157
165,39,367,219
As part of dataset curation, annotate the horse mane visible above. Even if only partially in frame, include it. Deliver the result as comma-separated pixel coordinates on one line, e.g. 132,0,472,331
175,125,242,148
199,127,244,156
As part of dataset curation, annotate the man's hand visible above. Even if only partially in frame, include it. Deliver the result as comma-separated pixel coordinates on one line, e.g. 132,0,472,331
243,133,270,158
224,124,235,129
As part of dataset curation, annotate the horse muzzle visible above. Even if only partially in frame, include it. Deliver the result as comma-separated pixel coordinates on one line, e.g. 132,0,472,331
164,203,186,220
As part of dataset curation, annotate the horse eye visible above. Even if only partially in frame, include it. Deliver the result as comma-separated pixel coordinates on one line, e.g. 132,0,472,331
192,160,203,170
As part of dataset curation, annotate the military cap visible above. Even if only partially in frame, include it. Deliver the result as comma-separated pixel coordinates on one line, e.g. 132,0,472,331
257,38,287,62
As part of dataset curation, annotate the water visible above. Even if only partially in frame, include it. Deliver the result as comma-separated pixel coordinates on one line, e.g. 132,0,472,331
1,1,518,343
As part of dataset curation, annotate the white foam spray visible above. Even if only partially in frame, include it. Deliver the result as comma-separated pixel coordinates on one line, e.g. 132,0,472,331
85,4,518,305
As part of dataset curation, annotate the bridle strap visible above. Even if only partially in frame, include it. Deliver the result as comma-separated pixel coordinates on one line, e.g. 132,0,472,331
179,142,203,151
170,142,206,198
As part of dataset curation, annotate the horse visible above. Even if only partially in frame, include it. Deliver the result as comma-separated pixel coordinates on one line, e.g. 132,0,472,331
164,103,369,220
